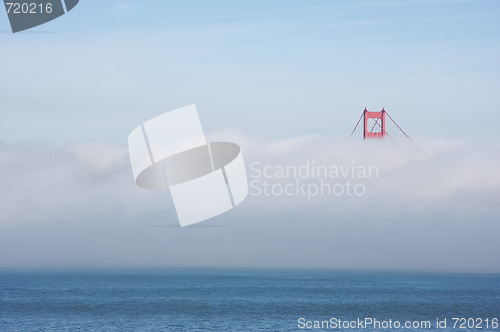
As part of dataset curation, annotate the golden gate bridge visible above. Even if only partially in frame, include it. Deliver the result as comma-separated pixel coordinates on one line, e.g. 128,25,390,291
350,107,415,144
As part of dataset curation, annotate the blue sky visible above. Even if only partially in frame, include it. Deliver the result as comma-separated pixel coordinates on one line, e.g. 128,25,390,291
1,1,499,271
1,0,499,145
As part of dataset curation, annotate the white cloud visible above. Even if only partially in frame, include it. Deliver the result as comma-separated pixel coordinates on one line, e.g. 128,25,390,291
0,141,167,227
66,141,128,176
1,132,498,226
1,133,499,270
112,1,142,16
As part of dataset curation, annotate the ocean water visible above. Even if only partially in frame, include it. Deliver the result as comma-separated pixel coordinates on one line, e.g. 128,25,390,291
0,269,499,331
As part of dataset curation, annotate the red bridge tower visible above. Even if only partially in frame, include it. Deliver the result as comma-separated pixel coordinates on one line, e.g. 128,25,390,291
363,107,386,139
351,107,414,143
